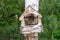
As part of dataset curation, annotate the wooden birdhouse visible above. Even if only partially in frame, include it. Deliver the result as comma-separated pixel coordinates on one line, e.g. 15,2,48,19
19,6,43,34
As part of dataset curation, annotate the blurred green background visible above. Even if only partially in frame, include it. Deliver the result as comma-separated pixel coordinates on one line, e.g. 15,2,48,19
0,0,60,40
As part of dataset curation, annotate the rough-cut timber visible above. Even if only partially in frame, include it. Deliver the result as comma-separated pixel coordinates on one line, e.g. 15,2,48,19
19,0,43,40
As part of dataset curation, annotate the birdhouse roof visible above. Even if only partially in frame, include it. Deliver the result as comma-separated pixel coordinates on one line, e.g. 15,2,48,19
19,6,42,21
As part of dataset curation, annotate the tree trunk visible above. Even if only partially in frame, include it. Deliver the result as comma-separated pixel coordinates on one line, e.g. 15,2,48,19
52,32,54,40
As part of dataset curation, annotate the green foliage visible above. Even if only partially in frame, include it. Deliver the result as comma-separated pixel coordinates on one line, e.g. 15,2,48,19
39,0,60,40
0,0,24,40
0,0,60,40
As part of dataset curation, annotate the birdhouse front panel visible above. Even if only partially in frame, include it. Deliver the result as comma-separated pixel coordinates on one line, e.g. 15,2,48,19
19,6,43,34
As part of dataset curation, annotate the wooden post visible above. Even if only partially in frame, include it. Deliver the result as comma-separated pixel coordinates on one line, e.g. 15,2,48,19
25,0,39,40
25,0,39,11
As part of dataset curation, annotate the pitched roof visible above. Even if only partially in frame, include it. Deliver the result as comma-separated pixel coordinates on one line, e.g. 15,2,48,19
19,6,42,21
